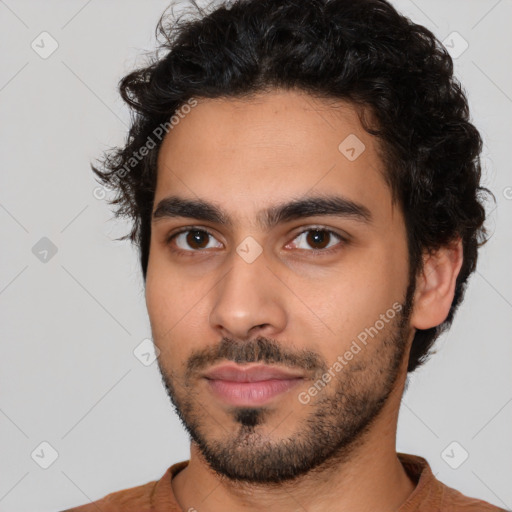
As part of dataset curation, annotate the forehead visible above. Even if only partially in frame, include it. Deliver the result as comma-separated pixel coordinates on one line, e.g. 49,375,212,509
155,89,398,228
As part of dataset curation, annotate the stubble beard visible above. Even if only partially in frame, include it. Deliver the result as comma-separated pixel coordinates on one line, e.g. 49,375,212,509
156,292,413,484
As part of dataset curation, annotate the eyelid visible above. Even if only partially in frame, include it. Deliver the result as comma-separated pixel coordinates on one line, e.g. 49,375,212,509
165,224,349,254
166,225,218,242
291,225,349,242
165,225,222,255
286,226,348,255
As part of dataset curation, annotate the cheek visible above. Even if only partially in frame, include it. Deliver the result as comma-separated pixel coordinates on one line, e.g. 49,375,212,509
145,252,187,343
146,243,192,314
145,255,213,362
292,243,408,357
145,258,170,326
340,245,408,339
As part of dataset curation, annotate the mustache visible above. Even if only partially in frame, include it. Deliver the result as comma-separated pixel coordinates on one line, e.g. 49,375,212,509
185,336,327,378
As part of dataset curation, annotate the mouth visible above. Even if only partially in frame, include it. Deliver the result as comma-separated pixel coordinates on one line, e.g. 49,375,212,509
202,363,305,406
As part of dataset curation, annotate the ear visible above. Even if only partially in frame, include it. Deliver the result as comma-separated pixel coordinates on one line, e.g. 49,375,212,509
410,238,464,330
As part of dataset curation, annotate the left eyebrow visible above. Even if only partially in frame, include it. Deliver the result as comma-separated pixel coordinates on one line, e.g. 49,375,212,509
152,194,373,229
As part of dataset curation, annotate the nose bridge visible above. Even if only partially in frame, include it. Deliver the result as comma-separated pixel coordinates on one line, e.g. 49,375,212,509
209,247,287,339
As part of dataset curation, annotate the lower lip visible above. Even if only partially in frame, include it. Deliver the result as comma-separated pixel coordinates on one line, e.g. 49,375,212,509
206,378,303,406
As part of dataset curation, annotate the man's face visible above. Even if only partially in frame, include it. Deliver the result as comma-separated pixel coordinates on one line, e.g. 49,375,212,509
146,90,414,482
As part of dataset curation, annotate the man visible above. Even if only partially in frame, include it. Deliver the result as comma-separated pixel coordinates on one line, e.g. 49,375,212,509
64,0,505,510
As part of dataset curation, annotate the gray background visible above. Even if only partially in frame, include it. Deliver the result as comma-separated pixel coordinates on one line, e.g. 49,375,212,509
1,1,511,510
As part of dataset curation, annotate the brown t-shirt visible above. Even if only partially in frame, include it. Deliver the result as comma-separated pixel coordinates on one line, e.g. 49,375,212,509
62,453,507,511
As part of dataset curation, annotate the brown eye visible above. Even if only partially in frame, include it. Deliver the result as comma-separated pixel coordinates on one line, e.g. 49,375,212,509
305,230,330,249
168,229,223,252
185,230,209,249
288,228,345,252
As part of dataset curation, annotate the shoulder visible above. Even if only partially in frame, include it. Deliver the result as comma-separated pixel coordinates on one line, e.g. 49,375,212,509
59,461,189,512
440,482,509,511
59,478,158,511
398,453,508,512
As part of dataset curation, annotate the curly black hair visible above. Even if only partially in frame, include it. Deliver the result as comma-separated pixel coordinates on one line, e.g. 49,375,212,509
91,0,492,373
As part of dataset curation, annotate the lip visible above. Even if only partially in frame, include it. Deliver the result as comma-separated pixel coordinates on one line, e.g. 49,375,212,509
202,363,304,382
202,363,304,406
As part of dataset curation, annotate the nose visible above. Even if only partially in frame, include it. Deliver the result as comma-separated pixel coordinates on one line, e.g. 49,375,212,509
209,248,287,341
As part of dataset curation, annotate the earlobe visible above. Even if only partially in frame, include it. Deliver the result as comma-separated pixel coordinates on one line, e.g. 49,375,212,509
410,238,464,330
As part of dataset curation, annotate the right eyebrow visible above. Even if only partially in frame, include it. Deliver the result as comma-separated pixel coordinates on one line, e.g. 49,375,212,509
152,194,373,229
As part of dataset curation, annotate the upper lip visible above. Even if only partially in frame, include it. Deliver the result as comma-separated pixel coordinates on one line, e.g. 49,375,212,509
202,363,304,382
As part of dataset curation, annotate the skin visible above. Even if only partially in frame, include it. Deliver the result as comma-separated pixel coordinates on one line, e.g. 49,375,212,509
145,89,463,512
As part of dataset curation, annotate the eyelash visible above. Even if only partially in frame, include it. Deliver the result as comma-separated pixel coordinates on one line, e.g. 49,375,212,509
165,226,348,257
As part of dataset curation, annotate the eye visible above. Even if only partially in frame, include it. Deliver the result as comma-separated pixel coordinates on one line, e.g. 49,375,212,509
166,226,347,256
167,228,222,253
286,228,346,253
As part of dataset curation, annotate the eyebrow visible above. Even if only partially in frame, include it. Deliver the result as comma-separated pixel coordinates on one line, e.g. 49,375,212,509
152,194,372,229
